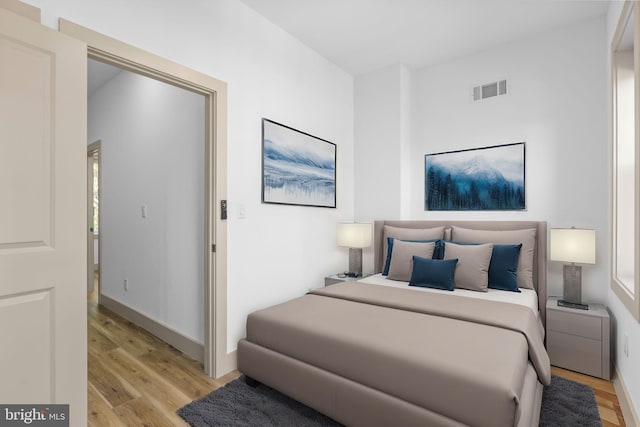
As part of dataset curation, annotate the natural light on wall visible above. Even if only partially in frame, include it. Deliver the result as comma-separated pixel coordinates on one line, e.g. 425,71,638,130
612,1,640,320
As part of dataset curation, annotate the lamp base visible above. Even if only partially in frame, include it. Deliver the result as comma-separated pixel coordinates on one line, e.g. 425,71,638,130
557,299,589,310
563,264,583,304
347,248,363,277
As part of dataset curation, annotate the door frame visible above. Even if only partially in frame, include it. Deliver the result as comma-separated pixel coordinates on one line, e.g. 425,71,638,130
60,20,230,377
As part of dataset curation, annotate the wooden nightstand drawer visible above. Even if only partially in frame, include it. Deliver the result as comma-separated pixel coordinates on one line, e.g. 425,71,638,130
547,309,602,340
547,330,602,378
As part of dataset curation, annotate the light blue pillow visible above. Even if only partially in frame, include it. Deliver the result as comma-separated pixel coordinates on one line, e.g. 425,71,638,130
408,256,458,291
383,237,444,275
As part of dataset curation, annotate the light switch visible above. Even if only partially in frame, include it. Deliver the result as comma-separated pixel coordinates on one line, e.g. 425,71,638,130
141,205,147,218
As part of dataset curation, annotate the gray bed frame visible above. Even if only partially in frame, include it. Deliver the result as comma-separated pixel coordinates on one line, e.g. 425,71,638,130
239,220,548,427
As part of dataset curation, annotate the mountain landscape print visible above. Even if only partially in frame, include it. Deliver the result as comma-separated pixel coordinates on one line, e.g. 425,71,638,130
262,119,336,208
425,142,525,211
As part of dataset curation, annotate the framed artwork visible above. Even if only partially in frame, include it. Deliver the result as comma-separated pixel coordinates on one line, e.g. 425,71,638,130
262,119,336,208
425,142,525,211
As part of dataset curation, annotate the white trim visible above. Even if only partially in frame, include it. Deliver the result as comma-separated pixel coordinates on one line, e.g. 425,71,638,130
0,0,40,22
611,0,640,321
614,365,640,427
101,294,205,363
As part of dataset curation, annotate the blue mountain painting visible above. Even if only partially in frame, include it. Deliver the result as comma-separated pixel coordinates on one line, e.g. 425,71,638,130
263,138,336,207
425,144,525,210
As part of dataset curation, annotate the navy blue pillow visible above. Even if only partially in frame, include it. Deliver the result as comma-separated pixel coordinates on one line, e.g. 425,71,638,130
383,237,444,275
443,241,522,292
488,244,522,292
409,256,457,291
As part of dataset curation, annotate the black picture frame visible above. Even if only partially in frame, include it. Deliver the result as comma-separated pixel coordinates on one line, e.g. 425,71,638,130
425,142,526,211
262,118,337,208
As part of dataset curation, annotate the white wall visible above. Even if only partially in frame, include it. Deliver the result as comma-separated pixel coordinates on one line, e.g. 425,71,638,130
27,0,354,355
88,70,206,342
354,20,608,298
607,1,640,419
354,64,410,222
409,18,608,302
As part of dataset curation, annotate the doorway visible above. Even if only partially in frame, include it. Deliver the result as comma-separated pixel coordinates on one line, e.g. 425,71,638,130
60,19,231,377
87,57,207,364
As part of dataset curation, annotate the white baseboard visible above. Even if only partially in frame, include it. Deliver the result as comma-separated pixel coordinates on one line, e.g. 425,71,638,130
100,294,204,364
218,350,237,378
614,365,640,427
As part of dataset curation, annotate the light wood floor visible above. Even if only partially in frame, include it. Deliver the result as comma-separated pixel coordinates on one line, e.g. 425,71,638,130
87,279,240,426
88,278,625,426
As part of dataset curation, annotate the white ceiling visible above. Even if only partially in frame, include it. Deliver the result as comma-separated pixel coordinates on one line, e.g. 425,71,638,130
239,0,610,76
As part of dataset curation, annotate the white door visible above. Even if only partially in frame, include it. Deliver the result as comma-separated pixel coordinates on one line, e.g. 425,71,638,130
0,7,87,425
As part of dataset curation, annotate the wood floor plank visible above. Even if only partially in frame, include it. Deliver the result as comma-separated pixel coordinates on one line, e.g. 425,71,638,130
99,347,192,425
91,309,160,357
113,397,176,427
87,382,126,427
87,351,139,408
138,347,221,400
88,323,118,356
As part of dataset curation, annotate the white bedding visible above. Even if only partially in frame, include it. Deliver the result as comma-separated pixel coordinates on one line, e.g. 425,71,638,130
358,273,540,317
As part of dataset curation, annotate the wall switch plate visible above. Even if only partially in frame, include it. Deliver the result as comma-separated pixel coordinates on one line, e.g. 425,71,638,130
624,333,629,357
141,205,147,218
124,279,129,291
221,200,227,220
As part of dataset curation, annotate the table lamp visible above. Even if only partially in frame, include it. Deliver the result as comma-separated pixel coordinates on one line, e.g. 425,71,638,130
337,223,372,277
550,227,596,310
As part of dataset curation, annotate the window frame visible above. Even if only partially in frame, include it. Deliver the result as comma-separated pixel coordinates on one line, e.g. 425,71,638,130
611,1,640,321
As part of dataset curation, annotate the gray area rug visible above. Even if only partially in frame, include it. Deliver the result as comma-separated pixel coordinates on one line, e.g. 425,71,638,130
539,375,602,426
178,375,602,426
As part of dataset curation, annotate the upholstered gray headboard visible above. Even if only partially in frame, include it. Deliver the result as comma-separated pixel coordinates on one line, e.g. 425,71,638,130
373,220,548,326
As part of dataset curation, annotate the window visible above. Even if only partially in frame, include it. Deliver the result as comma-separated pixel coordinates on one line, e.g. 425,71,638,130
611,1,640,320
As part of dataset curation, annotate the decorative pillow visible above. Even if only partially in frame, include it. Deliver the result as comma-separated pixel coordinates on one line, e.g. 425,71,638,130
443,242,494,292
382,225,445,270
383,237,444,275
451,226,536,289
409,256,458,291
444,241,523,292
387,241,436,282
488,244,522,292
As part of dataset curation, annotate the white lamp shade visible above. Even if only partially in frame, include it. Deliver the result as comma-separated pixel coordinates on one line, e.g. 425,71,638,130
337,223,372,248
550,228,596,264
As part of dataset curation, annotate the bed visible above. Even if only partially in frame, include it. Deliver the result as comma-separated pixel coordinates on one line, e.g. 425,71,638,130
238,220,550,427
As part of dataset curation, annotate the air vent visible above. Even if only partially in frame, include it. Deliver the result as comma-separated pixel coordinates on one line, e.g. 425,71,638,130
473,80,507,101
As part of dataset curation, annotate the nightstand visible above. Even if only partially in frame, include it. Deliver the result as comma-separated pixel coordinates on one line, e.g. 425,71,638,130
546,297,610,380
324,274,371,286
